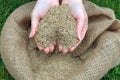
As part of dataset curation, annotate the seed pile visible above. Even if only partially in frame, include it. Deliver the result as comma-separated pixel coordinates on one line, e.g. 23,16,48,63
34,5,78,49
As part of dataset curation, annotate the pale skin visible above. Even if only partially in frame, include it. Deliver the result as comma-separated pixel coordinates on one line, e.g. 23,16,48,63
29,0,88,54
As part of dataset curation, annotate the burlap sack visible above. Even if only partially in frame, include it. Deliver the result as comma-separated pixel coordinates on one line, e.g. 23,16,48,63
0,1,120,80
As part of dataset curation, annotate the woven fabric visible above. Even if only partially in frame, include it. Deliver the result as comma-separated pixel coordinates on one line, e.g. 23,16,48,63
0,1,120,80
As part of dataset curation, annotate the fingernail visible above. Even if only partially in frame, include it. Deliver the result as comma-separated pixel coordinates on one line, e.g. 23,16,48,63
59,46,62,51
44,47,50,54
59,48,62,51
70,48,74,52
29,33,33,38
38,46,43,50
62,49,68,54
78,35,81,40
29,35,32,38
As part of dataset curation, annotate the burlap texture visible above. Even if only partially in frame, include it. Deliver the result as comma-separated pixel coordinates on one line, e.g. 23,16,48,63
0,1,120,80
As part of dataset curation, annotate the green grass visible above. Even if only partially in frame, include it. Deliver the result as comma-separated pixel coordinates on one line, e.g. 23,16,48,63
0,0,120,80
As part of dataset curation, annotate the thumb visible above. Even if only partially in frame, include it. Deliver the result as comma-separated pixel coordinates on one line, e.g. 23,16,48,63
29,14,39,38
62,0,69,5
76,18,84,40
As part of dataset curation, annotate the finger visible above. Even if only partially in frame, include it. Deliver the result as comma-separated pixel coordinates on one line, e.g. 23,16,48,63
53,41,56,45
49,41,56,52
44,47,50,54
62,49,68,54
81,24,88,40
29,13,39,38
38,46,44,51
51,0,59,6
69,40,81,52
35,41,44,50
76,18,85,40
62,0,69,5
49,45,54,52
58,45,63,51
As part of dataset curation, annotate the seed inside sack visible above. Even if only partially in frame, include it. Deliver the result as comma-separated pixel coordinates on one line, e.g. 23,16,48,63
34,5,78,49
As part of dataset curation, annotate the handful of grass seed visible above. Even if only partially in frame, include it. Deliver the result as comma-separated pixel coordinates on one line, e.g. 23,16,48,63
34,5,78,49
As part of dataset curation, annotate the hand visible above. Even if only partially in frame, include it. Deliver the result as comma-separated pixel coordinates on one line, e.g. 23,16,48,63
59,0,88,54
29,0,59,54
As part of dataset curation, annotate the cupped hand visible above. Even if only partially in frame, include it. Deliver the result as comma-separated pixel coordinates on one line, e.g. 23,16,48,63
59,0,88,54
29,0,59,54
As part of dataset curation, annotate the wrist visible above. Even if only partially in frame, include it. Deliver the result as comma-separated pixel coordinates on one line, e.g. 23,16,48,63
50,0,59,6
69,0,83,4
